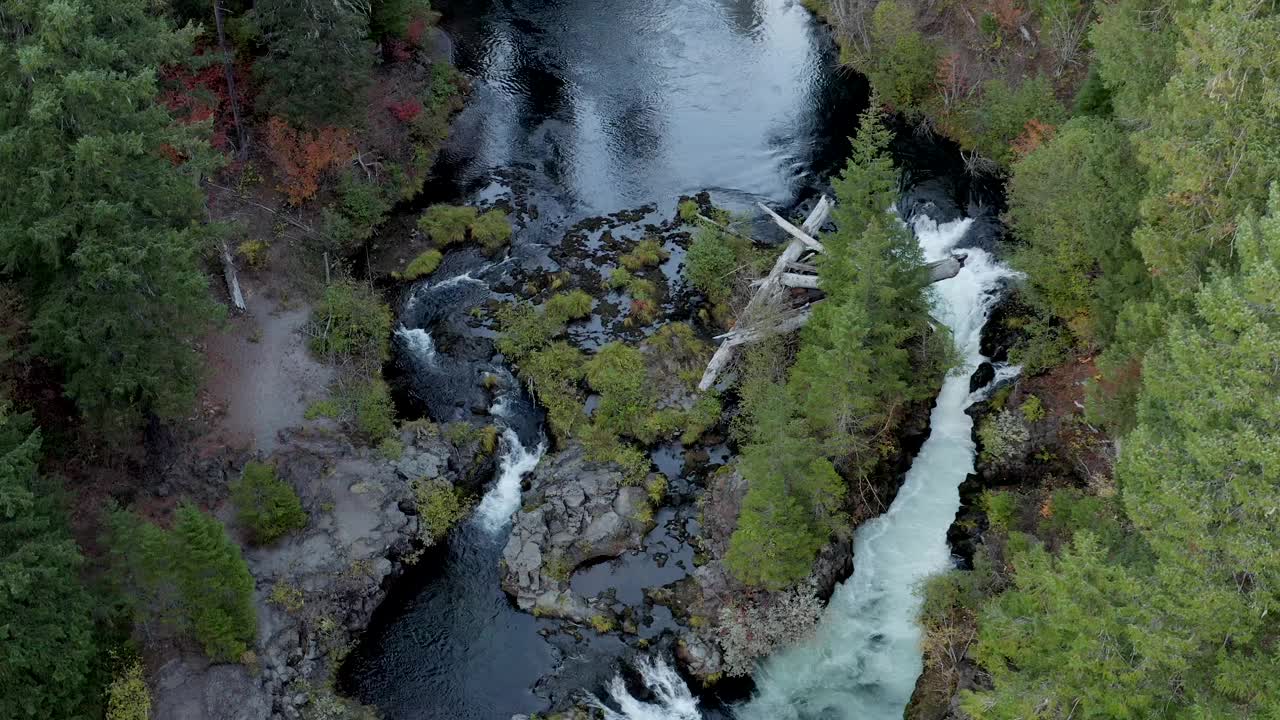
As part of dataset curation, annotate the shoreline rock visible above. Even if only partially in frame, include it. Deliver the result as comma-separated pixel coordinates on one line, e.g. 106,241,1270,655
151,424,492,720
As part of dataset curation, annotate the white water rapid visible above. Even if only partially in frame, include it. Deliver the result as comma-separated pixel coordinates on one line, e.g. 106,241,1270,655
475,395,547,532
598,214,1016,719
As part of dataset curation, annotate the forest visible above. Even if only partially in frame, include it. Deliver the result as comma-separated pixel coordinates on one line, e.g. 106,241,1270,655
2,0,1278,717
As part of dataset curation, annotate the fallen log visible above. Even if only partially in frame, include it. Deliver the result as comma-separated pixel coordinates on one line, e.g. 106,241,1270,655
220,240,247,312
757,202,825,253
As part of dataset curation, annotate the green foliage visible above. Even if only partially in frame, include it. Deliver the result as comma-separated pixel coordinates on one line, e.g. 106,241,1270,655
677,200,700,223
310,281,393,369
962,77,1066,165
0,410,98,719
0,0,222,431
470,209,513,255
231,462,307,545
589,614,616,633
495,302,565,361
370,0,430,39
1089,0,1186,119
305,399,342,420
685,227,738,305
112,503,257,663
1006,117,1148,344
1007,316,1074,376
351,378,396,439
105,656,151,720
378,437,405,460
322,173,394,253
520,342,587,441
620,238,668,271
1018,396,1044,423
860,0,938,110
411,478,469,545
544,290,594,324
981,491,1017,532
402,249,444,279
268,580,305,613
1072,65,1113,118
584,343,651,438
417,205,477,247
254,0,374,125
1130,0,1280,298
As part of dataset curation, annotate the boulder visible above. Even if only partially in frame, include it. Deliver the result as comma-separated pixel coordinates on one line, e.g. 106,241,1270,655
501,442,657,619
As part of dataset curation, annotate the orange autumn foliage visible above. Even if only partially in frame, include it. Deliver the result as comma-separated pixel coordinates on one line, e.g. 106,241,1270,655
262,117,355,205
1011,118,1056,158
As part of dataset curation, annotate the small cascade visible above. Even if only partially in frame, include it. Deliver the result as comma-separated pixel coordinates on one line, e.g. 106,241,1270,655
474,426,546,533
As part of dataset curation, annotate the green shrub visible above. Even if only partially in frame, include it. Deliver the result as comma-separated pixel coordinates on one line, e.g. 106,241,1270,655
621,237,668,271
862,0,939,110
545,290,594,324
1020,395,1045,423
323,172,393,252
963,77,1066,165
417,205,476,247
402,249,443,279
231,461,307,545
685,227,737,304
471,208,512,255
495,302,564,361
172,504,257,661
412,478,469,545
1009,316,1075,375
589,614,616,633
106,657,151,720
378,437,405,460
585,342,652,436
982,491,1018,532
520,342,587,440
678,199,700,223
310,281,392,368
268,580,305,613
977,410,1030,467
352,378,395,439
304,399,341,420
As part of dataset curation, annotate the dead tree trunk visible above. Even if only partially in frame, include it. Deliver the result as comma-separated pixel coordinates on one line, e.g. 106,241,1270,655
696,197,966,390
212,0,248,157
221,240,247,312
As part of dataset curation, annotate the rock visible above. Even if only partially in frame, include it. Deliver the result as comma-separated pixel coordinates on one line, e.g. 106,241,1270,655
969,362,995,392
150,426,491,719
500,442,657,619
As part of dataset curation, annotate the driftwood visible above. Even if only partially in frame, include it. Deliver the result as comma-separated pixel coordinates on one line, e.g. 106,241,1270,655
697,196,966,390
220,240,246,312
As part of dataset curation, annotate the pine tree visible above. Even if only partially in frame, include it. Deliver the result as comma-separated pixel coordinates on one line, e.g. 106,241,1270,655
0,408,98,719
255,0,376,126
0,0,222,430
170,503,257,662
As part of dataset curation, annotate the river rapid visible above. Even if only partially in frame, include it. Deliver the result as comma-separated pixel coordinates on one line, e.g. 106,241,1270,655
341,0,1009,718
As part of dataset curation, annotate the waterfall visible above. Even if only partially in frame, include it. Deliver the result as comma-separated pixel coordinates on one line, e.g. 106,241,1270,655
474,425,547,533
395,326,439,365
593,214,1016,719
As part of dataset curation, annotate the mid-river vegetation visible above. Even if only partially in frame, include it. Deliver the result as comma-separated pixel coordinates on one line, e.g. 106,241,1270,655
2,0,1279,717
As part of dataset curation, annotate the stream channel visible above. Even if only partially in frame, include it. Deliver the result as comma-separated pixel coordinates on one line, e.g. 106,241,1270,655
340,1,1011,718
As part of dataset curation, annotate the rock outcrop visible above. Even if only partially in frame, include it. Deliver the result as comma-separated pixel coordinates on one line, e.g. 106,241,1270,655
653,465,853,679
500,442,656,620
152,423,492,720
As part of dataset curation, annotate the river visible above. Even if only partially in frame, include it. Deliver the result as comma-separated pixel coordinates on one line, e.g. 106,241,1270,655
341,0,1009,718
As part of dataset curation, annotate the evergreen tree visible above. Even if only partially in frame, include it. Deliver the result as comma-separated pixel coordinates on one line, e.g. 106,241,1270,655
255,0,376,126
170,503,256,662
0,408,98,719
0,0,222,430
1006,117,1148,344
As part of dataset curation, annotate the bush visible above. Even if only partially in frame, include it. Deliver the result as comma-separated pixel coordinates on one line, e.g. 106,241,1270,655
231,462,307,545
495,302,565,361
621,237,668,271
402,249,443,279
685,227,737,304
678,199,700,223
963,77,1066,165
322,172,393,253
172,504,257,661
1020,395,1045,423
545,290,594,324
977,410,1030,467
304,399,341,420
862,0,938,110
717,588,822,676
471,209,512,255
106,657,151,720
520,342,587,441
237,239,269,268
417,205,477,247
412,477,469,545
261,117,355,205
352,378,396,439
310,281,393,368
982,490,1018,532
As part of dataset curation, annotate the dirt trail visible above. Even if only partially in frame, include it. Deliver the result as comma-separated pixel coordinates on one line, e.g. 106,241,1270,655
202,277,333,455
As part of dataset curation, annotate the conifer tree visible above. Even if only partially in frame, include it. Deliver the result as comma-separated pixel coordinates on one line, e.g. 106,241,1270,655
0,408,97,719
0,0,222,430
